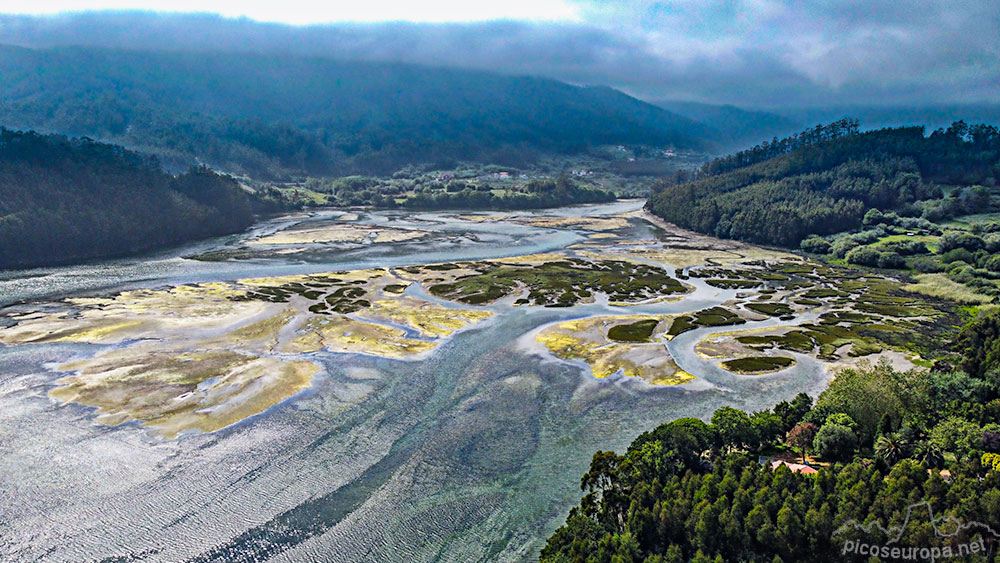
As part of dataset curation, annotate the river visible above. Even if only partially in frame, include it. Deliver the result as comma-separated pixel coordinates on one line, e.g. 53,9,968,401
0,201,832,562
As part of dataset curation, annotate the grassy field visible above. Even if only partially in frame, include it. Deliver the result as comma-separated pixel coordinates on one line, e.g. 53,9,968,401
943,212,1000,228
873,233,941,253
902,273,994,305
277,186,330,205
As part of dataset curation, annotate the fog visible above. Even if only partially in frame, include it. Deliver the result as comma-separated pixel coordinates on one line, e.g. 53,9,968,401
1,1,997,108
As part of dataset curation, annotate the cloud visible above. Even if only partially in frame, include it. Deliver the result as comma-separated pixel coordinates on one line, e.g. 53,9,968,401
0,2,996,107
562,0,1000,105
0,0,583,25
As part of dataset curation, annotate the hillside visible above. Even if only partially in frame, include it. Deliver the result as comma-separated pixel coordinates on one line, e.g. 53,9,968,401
653,100,801,150
0,128,265,269
646,120,1000,247
0,45,705,179
543,301,1000,561
542,344,1000,561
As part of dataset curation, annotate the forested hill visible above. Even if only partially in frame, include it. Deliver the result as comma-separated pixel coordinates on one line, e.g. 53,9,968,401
0,44,705,179
646,120,1000,247
0,129,259,269
542,310,1000,562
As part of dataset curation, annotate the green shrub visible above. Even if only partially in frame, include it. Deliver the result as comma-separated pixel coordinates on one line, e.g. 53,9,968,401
800,236,831,254
845,245,881,266
956,309,1000,377
984,255,1000,273
813,423,857,461
863,208,885,226
826,413,857,429
938,231,984,253
877,251,906,269
909,256,946,273
984,233,1000,252
830,237,860,259
882,239,929,255
940,247,975,265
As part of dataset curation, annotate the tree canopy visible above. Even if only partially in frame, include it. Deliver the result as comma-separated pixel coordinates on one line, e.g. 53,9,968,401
646,121,1000,247
542,309,1000,562
0,128,266,268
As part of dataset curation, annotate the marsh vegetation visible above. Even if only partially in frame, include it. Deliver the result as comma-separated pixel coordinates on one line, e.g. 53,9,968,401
421,258,686,307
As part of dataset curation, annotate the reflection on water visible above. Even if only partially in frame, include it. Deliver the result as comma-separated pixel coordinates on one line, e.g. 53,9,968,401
0,200,831,562
0,202,638,307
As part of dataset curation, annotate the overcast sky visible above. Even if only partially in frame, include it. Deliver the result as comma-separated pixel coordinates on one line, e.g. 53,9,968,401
3,1,583,25
1,1,998,107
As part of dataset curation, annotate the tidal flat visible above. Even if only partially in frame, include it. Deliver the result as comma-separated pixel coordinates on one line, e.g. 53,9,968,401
0,268,491,438
0,201,961,562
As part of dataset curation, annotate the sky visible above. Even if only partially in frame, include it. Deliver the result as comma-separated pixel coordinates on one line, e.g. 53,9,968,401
2,1,584,25
1,1,998,107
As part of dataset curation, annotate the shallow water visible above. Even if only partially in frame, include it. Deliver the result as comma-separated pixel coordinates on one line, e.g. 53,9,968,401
0,201,831,562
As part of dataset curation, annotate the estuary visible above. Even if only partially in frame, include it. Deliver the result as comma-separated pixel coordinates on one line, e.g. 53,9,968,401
0,200,934,562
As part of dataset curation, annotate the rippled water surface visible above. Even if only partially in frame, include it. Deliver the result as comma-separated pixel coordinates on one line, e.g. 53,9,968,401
0,201,831,562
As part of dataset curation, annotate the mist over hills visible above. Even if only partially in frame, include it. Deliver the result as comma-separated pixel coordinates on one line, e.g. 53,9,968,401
1,12,997,179
0,43,710,178
2,7,998,108
652,101,801,151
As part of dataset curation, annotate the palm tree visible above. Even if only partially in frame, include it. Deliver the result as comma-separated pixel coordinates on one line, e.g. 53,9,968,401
913,442,945,469
875,432,909,465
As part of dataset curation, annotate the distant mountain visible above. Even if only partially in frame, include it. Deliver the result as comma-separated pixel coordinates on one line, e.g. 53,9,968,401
653,100,801,150
0,44,706,179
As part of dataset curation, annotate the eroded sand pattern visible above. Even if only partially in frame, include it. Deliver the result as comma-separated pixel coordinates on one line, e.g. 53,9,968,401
512,215,630,231
0,268,492,437
535,315,694,385
52,348,319,439
249,222,428,246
